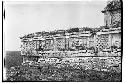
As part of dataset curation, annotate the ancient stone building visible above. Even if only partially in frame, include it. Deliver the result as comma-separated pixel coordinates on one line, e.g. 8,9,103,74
96,0,121,52
20,0,121,72
102,0,121,28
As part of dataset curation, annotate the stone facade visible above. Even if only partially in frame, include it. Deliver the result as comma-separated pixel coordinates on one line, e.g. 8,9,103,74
20,0,121,72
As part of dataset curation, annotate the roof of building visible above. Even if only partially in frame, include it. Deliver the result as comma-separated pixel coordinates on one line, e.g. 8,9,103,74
20,27,96,39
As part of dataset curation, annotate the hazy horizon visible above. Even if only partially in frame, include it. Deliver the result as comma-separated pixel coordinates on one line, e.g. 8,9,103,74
4,1,108,51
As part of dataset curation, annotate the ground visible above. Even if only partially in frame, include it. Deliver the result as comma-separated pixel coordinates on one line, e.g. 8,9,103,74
5,63,121,82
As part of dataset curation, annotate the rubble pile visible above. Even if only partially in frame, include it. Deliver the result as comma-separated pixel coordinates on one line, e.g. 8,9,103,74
6,62,121,82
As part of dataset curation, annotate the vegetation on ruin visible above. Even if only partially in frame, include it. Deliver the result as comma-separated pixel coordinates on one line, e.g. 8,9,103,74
6,63,121,82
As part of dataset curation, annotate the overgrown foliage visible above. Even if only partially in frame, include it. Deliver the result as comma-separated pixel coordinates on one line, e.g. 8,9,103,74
6,63,121,82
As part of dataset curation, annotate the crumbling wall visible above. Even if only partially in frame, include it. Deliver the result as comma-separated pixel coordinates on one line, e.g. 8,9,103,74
22,51,121,73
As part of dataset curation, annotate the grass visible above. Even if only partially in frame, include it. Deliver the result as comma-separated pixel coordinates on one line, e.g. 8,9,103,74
6,63,121,82
4,51,23,69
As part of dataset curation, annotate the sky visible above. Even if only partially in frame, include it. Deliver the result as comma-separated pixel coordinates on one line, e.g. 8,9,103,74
4,1,108,51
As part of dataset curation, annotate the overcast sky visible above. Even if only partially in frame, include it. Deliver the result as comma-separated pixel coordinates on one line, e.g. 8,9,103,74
4,1,108,51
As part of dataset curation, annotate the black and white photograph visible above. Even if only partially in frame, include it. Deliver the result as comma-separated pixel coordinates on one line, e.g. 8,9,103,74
2,0,122,82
